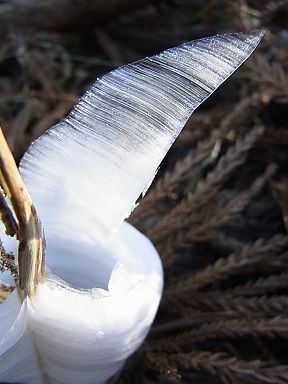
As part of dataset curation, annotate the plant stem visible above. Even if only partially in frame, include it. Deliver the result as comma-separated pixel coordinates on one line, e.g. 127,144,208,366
0,127,45,299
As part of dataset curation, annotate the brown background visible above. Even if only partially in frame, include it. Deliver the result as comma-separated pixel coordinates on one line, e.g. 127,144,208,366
0,1,288,383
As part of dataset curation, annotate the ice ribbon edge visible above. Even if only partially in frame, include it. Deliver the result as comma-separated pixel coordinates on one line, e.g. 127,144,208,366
19,30,264,234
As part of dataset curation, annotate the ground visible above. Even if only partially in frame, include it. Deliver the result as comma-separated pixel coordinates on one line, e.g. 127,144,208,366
0,1,288,383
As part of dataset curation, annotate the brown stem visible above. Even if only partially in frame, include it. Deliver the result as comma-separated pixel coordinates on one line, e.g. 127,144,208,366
0,186,18,237
0,127,45,299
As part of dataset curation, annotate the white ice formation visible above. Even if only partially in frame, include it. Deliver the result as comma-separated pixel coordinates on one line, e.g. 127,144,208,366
0,31,263,384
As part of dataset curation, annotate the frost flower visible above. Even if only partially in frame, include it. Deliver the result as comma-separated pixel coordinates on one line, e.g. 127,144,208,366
0,31,263,384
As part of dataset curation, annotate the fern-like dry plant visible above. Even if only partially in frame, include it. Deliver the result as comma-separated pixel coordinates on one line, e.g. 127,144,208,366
0,0,287,383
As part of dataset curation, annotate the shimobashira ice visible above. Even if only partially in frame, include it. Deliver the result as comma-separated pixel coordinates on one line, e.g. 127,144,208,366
0,31,263,384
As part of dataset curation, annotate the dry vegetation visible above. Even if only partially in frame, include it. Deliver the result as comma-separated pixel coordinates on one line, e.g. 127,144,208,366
0,0,288,383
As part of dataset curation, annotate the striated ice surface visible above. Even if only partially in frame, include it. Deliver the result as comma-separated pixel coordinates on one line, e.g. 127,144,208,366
20,31,264,235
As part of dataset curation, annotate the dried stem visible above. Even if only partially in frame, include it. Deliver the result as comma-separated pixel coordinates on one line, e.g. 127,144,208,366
0,127,45,298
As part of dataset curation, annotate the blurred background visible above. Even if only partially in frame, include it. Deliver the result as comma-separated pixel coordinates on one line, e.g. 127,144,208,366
0,0,288,383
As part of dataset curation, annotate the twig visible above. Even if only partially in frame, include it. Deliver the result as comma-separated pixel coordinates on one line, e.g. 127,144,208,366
0,127,45,298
